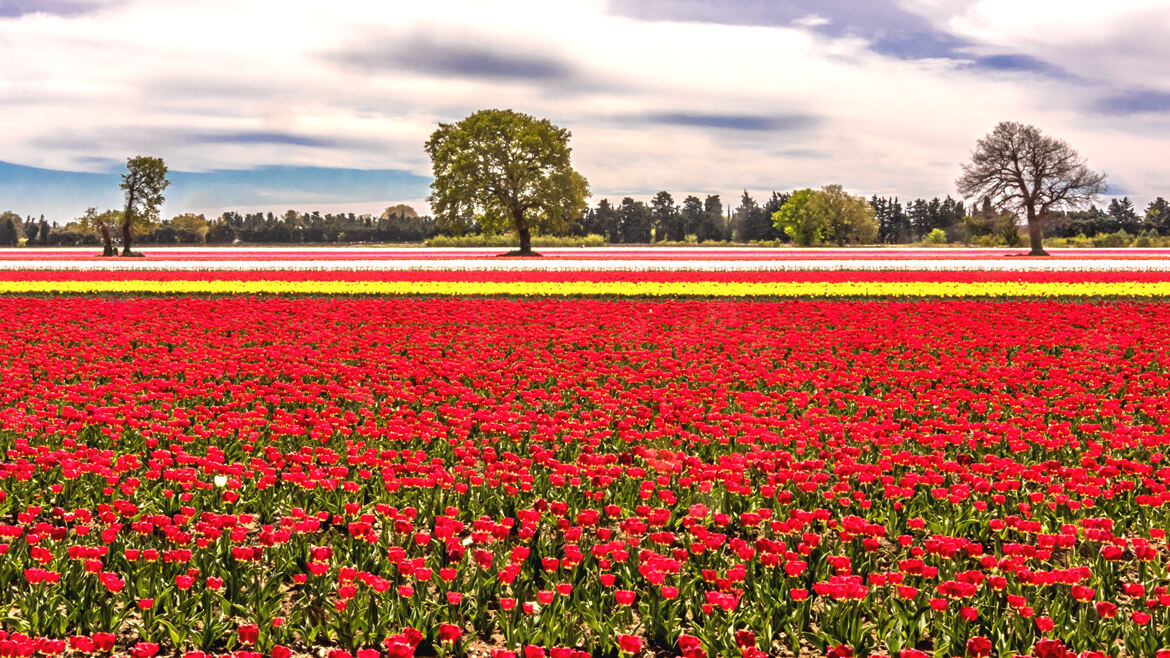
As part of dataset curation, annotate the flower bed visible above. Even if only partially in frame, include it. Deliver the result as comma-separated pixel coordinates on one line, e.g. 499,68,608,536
3,248,1170,262
0,278,1167,297
4,248,1170,273
0,297,1166,658
3,270,1170,283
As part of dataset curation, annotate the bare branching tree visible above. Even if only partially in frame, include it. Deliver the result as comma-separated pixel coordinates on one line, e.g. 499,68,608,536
956,122,1107,256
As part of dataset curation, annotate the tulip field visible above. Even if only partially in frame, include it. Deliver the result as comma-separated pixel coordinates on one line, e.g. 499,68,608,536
2,248,1170,658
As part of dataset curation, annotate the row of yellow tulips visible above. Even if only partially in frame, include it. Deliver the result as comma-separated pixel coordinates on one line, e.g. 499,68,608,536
0,279,1166,297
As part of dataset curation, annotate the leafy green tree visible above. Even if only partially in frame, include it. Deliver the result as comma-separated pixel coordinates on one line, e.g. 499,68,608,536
0,211,20,246
170,213,209,243
957,121,1106,256
651,191,683,242
772,189,822,246
0,216,14,246
581,199,619,242
700,195,725,242
907,199,930,240
206,220,236,244
1146,197,1170,236
23,216,40,245
773,187,876,246
871,196,910,243
761,192,790,242
1107,197,1141,234
425,109,589,255
1054,205,1114,237
734,190,778,242
618,197,653,243
79,208,123,255
680,196,704,240
120,156,171,256
817,185,878,245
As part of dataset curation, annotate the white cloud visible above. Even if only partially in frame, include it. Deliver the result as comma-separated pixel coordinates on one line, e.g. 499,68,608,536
903,0,1170,91
792,14,830,28
1,0,1168,218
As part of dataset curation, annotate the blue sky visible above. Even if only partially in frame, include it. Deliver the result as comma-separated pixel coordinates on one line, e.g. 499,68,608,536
1,0,1168,221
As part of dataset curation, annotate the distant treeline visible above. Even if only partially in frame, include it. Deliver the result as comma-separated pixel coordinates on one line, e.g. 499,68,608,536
0,205,440,246
3,193,1169,246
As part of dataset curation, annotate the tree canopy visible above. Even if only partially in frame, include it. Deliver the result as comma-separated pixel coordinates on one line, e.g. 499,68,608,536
119,156,170,256
772,189,820,246
425,109,589,255
772,186,876,246
956,121,1106,256
79,208,123,256
818,185,878,246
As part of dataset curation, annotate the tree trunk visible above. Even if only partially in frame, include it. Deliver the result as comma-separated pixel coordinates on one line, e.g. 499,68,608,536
121,191,135,256
100,225,114,257
518,226,532,255
1026,210,1048,256
121,219,133,256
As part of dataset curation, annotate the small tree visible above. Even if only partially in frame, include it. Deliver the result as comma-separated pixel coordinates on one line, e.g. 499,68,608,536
0,211,20,246
956,122,1106,256
119,156,171,256
37,217,51,245
650,191,683,242
425,109,589,255
0,216,14,246
24,218,40,245
772,189,822,246
170,213,210,243
79,208,123,256
816,184,878,246
700,195,725,242
1146,197,1170,236
381,204,419,220
772,186,877,246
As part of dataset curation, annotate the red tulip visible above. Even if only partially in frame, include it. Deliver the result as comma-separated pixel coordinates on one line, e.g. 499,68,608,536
616,635,642,654
439,624,463,643
237,625,259,645
966,637,991,658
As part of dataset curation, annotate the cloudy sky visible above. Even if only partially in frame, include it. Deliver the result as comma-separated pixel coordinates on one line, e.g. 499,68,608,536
1,0,1168,222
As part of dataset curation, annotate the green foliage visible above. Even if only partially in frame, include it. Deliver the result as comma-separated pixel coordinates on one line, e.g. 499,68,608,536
772,186,877,246
733,190,781,242
618,197,653,243
1044,230,1170,248
922,228,948,245
1146,197,1170,234
425,233,606,248
772,189,821,246
0,217,15,246
425,109,589,253
0,211,19,246
120,156,170,255
78,208,123,256
169,214,210,242
1000,222,1022,247
650,191,683,242
700,195,726,242
23,217,41,244
1092,230,1134,248
817,184,878,245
